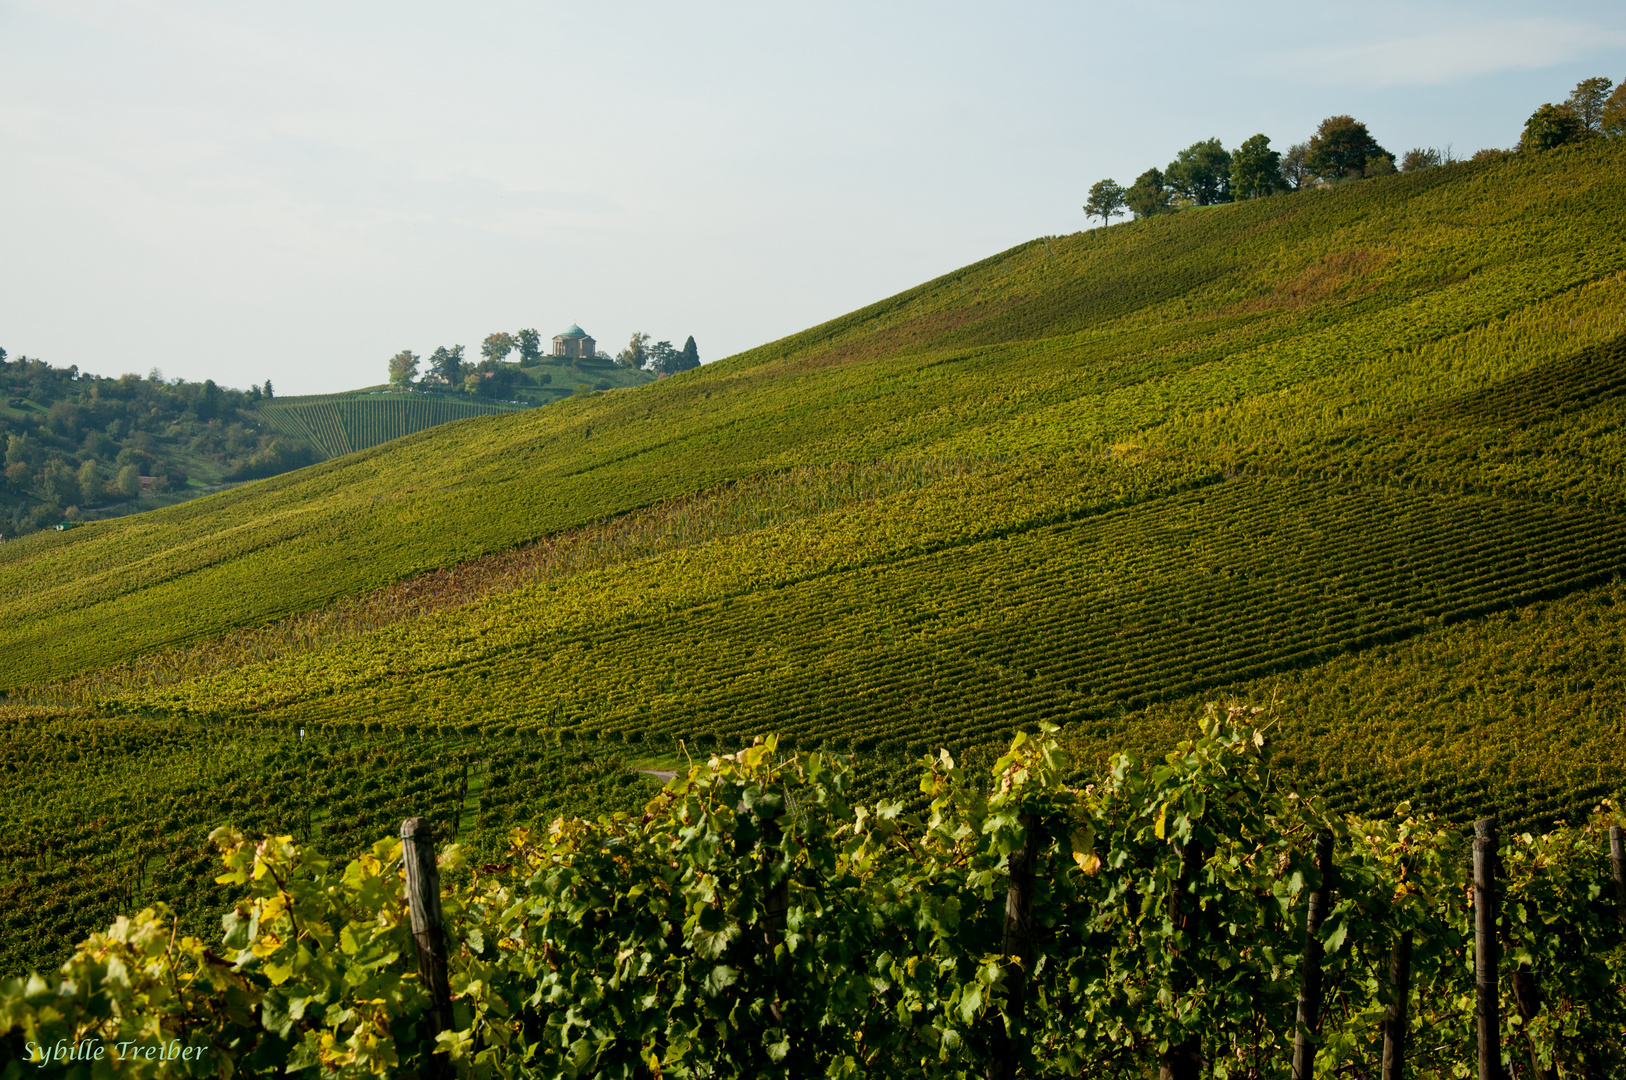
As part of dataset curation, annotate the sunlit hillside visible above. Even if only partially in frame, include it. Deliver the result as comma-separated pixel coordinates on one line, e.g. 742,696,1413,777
3,140,1626,974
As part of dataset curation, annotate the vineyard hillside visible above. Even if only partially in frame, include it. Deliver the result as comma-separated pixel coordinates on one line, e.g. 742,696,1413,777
3,141,1626,975
255,390,530,461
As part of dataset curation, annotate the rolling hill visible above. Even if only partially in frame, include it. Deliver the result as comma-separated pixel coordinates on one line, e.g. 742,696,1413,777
0,368,549,539
0,355,652,537
3,140,1626,975
253,356,659,462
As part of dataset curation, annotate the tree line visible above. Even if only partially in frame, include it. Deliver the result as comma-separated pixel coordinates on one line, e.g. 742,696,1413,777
386,329,546,400
615,331,700,376
1084,75,1626,225
1520,75,1625,152
386,328,699,399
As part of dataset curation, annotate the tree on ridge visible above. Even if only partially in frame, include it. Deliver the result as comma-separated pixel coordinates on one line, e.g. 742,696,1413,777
1229,135,1285,200
1125,168,1171,219
1603,82,1626,138
1521,102,1585,151
1567,76,1614,132
516,328,542,364
617,332,650,370
1306,116,1389,181
481,332,516,365
388,350,419,388
1401,147,1441,172
649,340,679,375
428,345,465,387
1279,143,1310,190
1084,179,1127,226
1166,138,1232,205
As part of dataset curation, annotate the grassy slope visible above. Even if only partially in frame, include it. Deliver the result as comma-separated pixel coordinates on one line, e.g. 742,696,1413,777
3,144,1626,826
511,354,658,405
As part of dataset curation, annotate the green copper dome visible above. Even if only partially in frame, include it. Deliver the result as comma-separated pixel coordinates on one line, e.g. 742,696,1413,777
554,324,588,338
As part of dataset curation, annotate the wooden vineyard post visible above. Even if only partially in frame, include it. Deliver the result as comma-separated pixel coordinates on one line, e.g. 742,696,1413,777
1158,839,1204,1080
1510,966,1555,1080
401,817,454,1080
988,814,1043,1080
1473,817,1502,1080
760,809,789,1026
1381,930,1412,1080
1292,831,1336,1080
1611,825,1626,932
454,764,469,840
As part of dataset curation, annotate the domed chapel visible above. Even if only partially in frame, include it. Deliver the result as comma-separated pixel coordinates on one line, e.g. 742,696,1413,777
551,324,596,359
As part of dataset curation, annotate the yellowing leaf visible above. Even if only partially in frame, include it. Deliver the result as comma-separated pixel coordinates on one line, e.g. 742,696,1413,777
1073,850,1102,876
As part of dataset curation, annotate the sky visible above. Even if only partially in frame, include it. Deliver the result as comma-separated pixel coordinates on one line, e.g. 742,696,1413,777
3,1,1624,395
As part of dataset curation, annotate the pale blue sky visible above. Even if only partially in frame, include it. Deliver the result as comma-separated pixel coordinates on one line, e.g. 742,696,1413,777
3,1,1624,394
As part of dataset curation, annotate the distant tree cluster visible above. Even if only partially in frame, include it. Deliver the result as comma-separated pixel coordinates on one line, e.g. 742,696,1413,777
1084,75,1621,226
0,349,303,537
387,330,540,400
1085,116,1395,225
387,322,695,399
1519,76,1625,151
616,332,699,376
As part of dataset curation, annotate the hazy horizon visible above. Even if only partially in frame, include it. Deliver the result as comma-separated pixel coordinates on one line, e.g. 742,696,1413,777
3,0,1624,394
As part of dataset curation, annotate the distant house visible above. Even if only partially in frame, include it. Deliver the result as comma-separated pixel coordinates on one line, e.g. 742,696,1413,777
551,324,596,359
